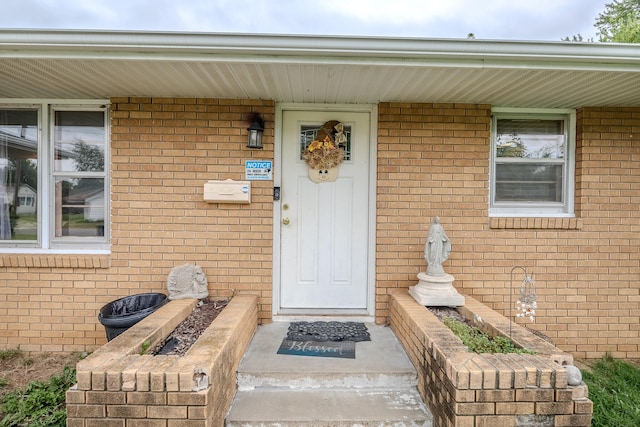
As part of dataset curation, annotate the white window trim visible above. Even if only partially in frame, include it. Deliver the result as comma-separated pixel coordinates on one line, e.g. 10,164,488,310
0,99,110,253
489,107,575,218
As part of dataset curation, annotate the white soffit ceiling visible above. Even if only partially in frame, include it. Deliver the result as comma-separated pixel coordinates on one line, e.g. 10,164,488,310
1,30,640,108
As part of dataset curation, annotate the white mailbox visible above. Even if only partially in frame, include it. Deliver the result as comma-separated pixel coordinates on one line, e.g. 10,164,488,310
203,179,251,204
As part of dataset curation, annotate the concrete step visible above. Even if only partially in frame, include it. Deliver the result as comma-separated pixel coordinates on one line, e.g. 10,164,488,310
225,388,433,427
226,322,433,427
238,369,418,390
236,322,419,390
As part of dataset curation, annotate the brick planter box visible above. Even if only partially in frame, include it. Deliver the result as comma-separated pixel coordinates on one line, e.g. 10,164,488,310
66,294,258,427
390,291,592,427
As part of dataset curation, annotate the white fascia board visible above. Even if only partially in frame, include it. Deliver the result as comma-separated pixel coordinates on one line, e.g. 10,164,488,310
1,29,640,71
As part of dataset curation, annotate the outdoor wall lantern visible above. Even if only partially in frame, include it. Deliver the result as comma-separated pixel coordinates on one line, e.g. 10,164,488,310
246,114,265,149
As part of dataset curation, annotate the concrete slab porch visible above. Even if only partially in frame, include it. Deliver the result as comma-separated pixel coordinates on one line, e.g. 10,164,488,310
226,321,433,426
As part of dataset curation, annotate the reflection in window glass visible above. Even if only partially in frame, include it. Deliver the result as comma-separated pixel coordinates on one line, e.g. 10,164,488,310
54,111,105,173
496,120,564,159
1,104,107,249
0,109,38,241
54,177,105,237
53,109,107,243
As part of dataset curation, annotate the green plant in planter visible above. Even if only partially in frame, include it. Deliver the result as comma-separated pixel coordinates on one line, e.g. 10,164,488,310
140,339,151,355
443,317,534,354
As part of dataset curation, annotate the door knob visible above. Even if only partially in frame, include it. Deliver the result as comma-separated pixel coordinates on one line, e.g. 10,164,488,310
282,217,290,225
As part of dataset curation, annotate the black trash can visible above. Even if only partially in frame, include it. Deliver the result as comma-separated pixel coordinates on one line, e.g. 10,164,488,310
98,292,168,341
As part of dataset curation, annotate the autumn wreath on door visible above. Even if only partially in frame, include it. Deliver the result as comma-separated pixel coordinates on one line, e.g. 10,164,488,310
302,120,347,183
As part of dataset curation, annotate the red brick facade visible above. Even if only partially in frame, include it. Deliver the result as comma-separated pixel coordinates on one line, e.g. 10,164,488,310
0,98,638,360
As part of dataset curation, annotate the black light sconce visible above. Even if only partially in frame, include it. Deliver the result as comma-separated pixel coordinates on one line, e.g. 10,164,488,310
247,113,265,149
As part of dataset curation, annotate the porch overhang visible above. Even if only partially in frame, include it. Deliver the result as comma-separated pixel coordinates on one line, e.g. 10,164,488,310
1,29,640,108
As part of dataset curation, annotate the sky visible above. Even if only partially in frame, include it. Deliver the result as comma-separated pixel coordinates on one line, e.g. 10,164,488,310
0,0,610,42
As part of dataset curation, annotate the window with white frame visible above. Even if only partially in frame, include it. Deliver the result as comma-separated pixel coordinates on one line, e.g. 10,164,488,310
490,108,575,216
0,102,109,250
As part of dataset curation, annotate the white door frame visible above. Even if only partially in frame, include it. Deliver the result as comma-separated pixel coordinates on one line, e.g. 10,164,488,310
272,103,378,320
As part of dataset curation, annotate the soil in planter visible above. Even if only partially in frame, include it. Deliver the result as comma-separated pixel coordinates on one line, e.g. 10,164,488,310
153,298,230,356
428,306,469,324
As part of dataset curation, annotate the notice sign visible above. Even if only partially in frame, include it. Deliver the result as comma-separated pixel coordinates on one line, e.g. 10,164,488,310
245,160,273,181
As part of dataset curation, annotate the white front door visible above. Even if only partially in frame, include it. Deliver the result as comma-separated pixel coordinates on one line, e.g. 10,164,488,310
279,109,372,313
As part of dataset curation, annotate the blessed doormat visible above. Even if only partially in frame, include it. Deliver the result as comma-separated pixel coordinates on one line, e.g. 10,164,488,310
276,321,370,359
278,339,356,358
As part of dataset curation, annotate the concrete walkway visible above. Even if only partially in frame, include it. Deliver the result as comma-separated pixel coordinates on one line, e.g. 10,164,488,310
226,321,433,426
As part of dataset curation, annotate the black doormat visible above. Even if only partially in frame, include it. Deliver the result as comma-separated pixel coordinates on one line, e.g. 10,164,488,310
285,321,371,342
276,321,370,359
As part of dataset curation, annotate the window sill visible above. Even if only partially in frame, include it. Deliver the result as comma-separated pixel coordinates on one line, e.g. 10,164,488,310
489,217,582,230
0,253,110,268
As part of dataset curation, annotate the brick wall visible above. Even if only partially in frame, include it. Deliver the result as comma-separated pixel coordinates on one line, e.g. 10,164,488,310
109,97,274,321
376,103,640,359
376,102,492,321
0,97,274,352
0,99,638,358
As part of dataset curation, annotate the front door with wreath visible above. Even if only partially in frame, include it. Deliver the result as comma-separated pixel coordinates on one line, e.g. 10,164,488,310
278,109,372,313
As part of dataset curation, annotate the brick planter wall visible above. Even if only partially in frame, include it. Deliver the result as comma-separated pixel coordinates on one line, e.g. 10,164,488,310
390,291,592,427
66,294,258,427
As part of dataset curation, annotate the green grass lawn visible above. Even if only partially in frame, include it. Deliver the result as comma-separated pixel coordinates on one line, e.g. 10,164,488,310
581,355,640,427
